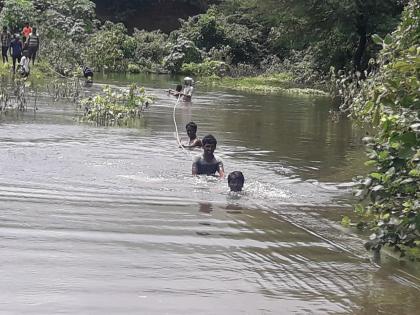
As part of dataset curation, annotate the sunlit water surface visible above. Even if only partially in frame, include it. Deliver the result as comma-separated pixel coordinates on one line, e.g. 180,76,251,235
0,73,419,314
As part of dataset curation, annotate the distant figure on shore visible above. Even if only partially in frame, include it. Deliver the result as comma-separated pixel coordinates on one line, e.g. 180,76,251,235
9,34,23,73
168,84,183,97
182,77,194,102
1,26,11,63
83,66,93,83
182,122,202,148
192,134,224,177
228,171,245,192
19,50,30,77
21,22,32,43
26,27,39,65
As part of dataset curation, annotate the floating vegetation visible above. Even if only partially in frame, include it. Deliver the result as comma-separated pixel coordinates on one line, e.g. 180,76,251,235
79,84,153,126
203,73,328,97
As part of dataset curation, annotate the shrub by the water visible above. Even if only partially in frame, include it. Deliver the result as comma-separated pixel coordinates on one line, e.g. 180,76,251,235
344,1,420,256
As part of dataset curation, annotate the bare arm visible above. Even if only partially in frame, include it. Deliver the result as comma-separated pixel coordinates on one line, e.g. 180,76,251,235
192,161,198,176
218,162,225,178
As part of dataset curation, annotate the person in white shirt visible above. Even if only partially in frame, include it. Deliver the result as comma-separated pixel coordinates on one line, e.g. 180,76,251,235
19,50,30,77
182,77,194,102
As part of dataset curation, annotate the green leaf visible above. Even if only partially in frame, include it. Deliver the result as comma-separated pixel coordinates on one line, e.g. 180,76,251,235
371,34,383,45
384,34,393,45
341,216,351,227
370,172,382,181
365,160,378,166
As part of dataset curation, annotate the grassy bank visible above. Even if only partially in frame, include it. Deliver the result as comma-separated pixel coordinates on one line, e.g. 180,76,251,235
200,73,328,97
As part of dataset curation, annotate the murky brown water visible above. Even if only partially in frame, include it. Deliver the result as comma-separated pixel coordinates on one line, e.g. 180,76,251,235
0,74,419,314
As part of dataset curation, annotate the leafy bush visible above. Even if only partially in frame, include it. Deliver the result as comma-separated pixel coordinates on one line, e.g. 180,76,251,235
348,1,420,255
127,63,141,74
85,21,132,72
80,84,153,125
133,29,170,65
176,8,261,65
0,0,35,32
163,36,202,73
181,59,229,77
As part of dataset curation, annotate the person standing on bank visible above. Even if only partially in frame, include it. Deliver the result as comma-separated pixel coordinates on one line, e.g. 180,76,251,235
1,26,11,63
21,22,32,43
26,27,39,65
9,34,23,73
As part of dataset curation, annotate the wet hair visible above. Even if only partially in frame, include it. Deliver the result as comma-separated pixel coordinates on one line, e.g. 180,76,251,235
186,121,197,132
228,171,245,185
2,26,7,31
176,84,183,92
32,27,37,34
202,134,217,146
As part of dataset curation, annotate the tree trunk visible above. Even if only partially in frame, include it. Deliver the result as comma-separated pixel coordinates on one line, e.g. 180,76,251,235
353,14,367,72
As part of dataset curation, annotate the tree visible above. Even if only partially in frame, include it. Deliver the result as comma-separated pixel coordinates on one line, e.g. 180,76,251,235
0,0,35,32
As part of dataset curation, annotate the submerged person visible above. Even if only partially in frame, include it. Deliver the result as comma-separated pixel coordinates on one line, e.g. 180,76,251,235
182,77,194,102
19,50,30,77
192,134,224,177
168,84,183,97
26,27,39,65
228,171,245,192
182,122,202,148
10,34,23,73
83,66,93,83
1,26,11,63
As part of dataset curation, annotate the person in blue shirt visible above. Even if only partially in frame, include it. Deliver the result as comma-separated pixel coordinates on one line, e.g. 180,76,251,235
9,34,23,73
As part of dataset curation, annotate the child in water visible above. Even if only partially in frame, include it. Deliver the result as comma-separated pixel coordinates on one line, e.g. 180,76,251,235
182,122,202,148
228,171,245,192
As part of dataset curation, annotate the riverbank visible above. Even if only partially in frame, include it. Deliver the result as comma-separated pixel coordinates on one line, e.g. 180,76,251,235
199,73,328,97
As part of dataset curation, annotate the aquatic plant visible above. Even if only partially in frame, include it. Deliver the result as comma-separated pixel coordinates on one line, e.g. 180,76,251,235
80,84,153,126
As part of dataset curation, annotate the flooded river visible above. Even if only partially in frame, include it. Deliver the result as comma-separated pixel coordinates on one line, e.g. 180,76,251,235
0,74,419,314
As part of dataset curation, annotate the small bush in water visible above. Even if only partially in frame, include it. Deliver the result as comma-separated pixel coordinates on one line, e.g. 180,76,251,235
80,84,153,126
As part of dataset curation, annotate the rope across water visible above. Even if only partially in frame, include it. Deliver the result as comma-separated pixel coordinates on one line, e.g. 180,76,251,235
172,94,192,158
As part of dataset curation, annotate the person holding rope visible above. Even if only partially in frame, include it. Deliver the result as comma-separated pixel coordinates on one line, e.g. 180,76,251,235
182,77,194,102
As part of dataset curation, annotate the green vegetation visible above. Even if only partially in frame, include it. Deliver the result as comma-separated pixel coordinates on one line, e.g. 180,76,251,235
202,73,328,96
340,0,420,256
80,84,153,126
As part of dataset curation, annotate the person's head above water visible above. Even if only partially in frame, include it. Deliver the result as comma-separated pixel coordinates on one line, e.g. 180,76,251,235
186,122,197,139
202,134,217,157
176,84,183,92
228,171,245,192
2,26,7,32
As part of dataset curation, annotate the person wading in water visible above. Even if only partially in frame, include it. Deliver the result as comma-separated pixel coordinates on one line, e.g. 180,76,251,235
192,134,224,177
